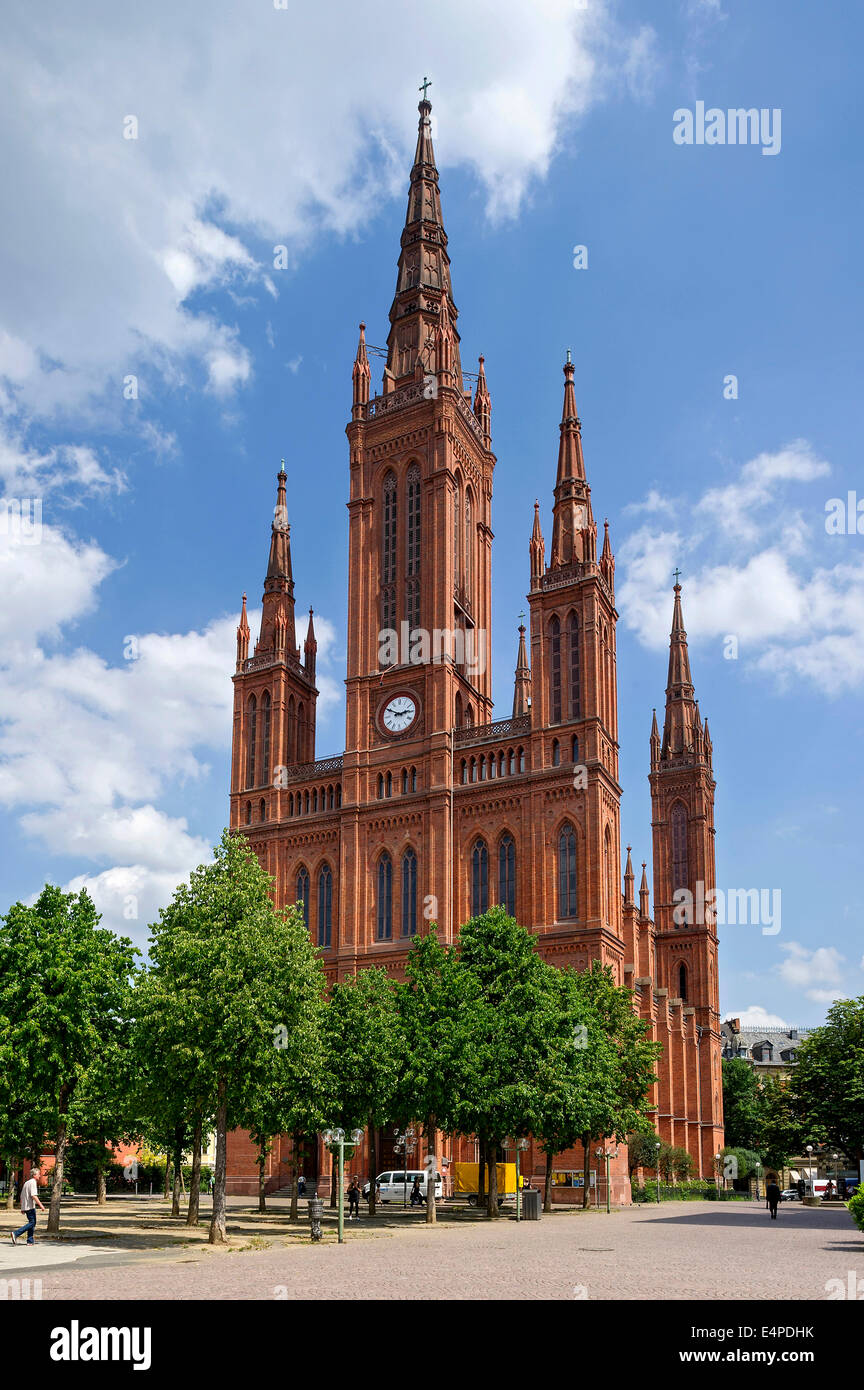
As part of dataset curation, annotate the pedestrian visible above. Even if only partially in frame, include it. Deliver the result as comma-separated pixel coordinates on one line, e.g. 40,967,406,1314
347,1177,360,1220
297,1174,306,1197
410,1175,423,1207
11,1167,45,1246
824,1180,835,1200
765,1179,781,1220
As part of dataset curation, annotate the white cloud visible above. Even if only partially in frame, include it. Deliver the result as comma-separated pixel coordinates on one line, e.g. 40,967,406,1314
725,1005,788,1029
777,942,848,1004
618,441,864,692
0,0,654,430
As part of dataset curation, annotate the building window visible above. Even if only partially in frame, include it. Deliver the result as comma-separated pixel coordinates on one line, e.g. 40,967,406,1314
671,802,688,895
287,695,296,763
410,766,417,793
401,848,418,937
558,823,577,919
550,616,561,723
571,735,579,763
406,577,420,636
377,854,393,940
568,612,581,719
455,692,463,728
471,839,489,916
454,482,462,586
465,488,473,591
261,690,271,787
260,798,267,822
246,694,257,788
382,472,397,584
318,864,333,948
407,465,421,577
244,800,252,825
498,835,516,916
296,867,310,930
678,962,687,1002
552,739,560,767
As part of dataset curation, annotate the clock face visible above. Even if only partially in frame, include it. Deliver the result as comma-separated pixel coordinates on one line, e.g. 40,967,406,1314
382,694,417,734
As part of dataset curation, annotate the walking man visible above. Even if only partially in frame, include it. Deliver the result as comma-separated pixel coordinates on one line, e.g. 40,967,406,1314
11,1167,45,1245
765,1179,781,1220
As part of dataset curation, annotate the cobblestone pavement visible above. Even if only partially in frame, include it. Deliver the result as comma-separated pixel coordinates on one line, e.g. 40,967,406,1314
27,1202,862,1301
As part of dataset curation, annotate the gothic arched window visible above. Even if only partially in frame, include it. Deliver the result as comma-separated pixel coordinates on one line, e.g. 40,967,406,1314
259,798,266,822
296,866,310,930
678,962,687,1002
406,578,420,636
381,471,397,657
244,800,252,825
498,835,516,917
407,465,421,577
552,739,560,767
568,612,581,719
671,802,689,895
465,488,473,591
558,823,578,919
246,694,257,788
318,863,333,948
377,854,393,940
297,702,305,763
287,694,296,763
454,479,462,586
471,839,489,917
550,616,562,723
455,692,463,729
401,848,418,937
261,690,271,787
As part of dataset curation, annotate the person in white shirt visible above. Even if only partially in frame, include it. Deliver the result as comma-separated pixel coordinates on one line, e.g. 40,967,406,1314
11,1167,45,1246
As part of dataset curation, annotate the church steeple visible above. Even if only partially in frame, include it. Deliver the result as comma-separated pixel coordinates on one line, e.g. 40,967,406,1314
235,592,250,671
385,92,461,387
512,620,531,718
257,464,297,658
529,500,545,588
661,580,699,760
550,353,596,569
352,322,370,417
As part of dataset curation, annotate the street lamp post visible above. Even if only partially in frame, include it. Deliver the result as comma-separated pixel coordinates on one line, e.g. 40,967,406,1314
654,1142,661,1205
514,1139,529,1221
715,1150,723,1196
393,1126,416,1208
596,1145,618,1214
805,1143,814,1197
322,1128,364,1243
754,1160,761,1202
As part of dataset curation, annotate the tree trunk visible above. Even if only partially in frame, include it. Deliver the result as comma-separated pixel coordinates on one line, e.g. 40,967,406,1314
186,1115,202,1226
96,1166,107,1205
543,1149,556,1213
257,1139,268,1214
171,1127,184,1217
47,1088,72,1233
425,1117,436,1226
5,1157,18,1210
367,1119,377,1217
163,1154,171,1200
289,1132,301,1222
582,1134,591,1209
477,1137,486,1209
487,1143,499,1218
208,1076,228,1244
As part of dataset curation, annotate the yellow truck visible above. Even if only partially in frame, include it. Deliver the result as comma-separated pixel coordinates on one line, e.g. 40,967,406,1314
452,1162,518,1205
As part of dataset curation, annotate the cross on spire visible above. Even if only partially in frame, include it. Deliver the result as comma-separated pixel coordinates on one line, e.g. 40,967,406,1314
419,76,432,100
673,567,682,587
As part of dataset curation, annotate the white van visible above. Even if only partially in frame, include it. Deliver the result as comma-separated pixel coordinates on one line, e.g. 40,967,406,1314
362,1170,443,1203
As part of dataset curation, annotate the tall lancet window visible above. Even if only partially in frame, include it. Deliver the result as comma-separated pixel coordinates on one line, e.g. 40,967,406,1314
678,962,688,1003
464,489,473,593
260,691,271,787
558,823,577,919
550,616,562,723
246,694,257,788
401,848,418,937
498,835,516,917
671,803,689,896
454,479,462,587
381,472,397,659
296,867,310,930
406,464,421,637
568,612,581,719
317,863,333,948
377,854,393,940
471,839,489,917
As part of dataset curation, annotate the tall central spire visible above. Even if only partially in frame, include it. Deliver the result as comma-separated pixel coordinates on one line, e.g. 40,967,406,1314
384,94,462,388
660,581,705,760
550,354,595,568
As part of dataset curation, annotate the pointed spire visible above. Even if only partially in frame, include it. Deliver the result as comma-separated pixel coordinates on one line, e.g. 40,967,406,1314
512,619,531,718
473,355,491,446
550,354,595,569
639,862,650,918
600,518,615,593
623,846,635,906
236,592,250,671
385,94,461,388
352,321,370,416
661,579,700,759
257,464,297,658
650,706,661,771
304,606,317,682
530,500,545,588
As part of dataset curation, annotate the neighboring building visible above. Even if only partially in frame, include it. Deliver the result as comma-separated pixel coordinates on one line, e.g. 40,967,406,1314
721,1017,810,1081
225,95,725,1201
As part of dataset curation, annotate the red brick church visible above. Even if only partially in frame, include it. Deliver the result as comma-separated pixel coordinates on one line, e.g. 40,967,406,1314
226,95,724,1202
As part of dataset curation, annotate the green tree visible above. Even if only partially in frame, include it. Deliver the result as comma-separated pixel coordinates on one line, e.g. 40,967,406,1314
146,828,325,1244
758,1074,805,1171
324,966,404,1216
792,998,864,1166
0,886,137,1232
722,1057,764,1149
625,1128,663,1181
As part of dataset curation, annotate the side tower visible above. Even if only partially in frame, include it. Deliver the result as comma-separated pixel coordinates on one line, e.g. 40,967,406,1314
340,94,495,947
650,581,723,1171
526,356,622,971
230,466,319,830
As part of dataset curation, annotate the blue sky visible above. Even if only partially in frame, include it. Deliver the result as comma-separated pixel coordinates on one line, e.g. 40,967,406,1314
1,0,861,1030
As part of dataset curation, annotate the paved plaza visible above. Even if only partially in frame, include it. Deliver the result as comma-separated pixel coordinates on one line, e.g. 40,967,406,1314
2,1199,860,1300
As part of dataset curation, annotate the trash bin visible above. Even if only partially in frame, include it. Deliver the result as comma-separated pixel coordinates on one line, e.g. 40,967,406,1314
521,1188,541,1220
308,1196,324,1241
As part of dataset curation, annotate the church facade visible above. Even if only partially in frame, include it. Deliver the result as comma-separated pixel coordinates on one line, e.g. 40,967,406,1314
225,97,724,1201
